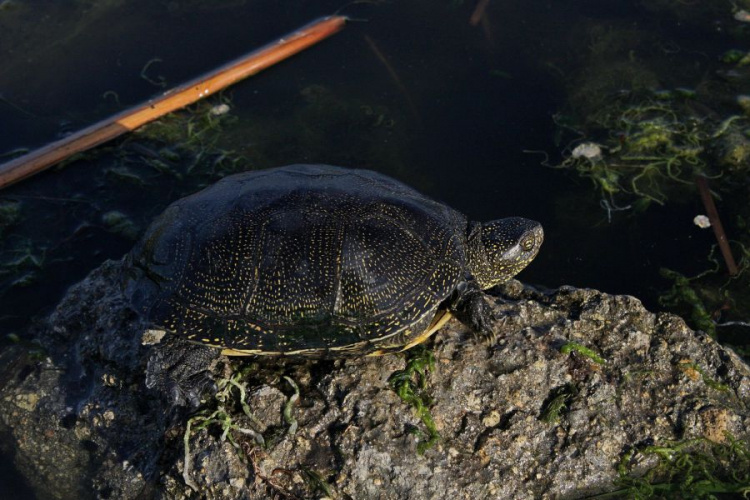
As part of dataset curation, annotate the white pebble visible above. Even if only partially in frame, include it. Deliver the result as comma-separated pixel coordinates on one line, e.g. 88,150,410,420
693,215,711,229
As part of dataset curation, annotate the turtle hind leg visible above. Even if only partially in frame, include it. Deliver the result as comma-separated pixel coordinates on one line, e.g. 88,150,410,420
399,310,453,352
145,335,221,411
448,282,497,345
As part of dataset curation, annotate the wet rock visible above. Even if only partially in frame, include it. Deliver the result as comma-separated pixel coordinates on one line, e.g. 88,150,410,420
1,260,749,499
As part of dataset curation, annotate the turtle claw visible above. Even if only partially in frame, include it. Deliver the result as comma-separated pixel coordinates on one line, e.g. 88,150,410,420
145,337,220,409
449,282,498,345
480,329,497,347
167,371,217,409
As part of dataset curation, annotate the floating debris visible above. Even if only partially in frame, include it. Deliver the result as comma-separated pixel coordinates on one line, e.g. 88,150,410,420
139,58,167,88
210,103,231,116
693,214,711,229
571,142,603,161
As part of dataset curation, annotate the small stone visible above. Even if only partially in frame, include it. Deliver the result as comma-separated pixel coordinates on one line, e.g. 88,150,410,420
699,407,731,443
13,393,39,412
142,329,166,345
482,410,501,427
229,477,245,489
678,360,701,381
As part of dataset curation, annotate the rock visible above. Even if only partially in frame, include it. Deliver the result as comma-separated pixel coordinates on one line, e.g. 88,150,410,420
1,260,749,499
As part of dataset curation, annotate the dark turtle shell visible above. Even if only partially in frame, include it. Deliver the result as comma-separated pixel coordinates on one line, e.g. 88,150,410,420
124,164,468,356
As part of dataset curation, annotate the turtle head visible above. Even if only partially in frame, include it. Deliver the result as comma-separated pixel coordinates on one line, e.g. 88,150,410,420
467,217,543,289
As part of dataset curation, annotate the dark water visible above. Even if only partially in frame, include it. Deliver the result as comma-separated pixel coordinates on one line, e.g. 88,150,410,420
0,0,746,496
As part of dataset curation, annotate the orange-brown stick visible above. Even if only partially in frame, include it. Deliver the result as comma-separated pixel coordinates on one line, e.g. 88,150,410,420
363,34,421,123
696,175,738,276
0,16,346,190
470,0,491,26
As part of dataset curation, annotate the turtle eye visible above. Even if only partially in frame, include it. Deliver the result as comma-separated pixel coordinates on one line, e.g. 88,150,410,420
520,235,535,252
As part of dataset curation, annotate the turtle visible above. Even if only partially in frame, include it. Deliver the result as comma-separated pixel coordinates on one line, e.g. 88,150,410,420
123,164,543,357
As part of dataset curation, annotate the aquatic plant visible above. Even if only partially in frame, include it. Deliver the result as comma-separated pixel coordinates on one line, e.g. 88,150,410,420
659,237,750,345
606,435,750,499
0,200,21,238
659,268,720,338
548,2,750,356
133,97,243,178
556,99,722,210
0,240,46,288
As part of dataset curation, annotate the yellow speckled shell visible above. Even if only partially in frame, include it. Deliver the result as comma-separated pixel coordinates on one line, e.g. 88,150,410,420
124,165,467,356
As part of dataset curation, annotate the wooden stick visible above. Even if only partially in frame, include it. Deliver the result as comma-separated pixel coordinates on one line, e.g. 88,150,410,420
0,16,347,190
363,35,421,123
470,0,491,26
695,175,738,276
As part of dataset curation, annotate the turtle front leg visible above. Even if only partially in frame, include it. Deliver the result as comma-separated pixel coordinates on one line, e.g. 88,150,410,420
448,281,497,344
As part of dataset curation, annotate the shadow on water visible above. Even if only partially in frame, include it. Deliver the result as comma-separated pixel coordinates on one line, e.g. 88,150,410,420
1,0,749,495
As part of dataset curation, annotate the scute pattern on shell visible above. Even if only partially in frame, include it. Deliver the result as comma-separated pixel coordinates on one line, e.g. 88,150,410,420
125,165,468,355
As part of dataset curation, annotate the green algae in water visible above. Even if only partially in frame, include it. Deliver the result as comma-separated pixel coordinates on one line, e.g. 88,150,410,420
0,241,46,288
659,239,750,345
0,201,21,238
659,268,719,338
552,38,750,347
604,436,750,499
557,99,714,209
